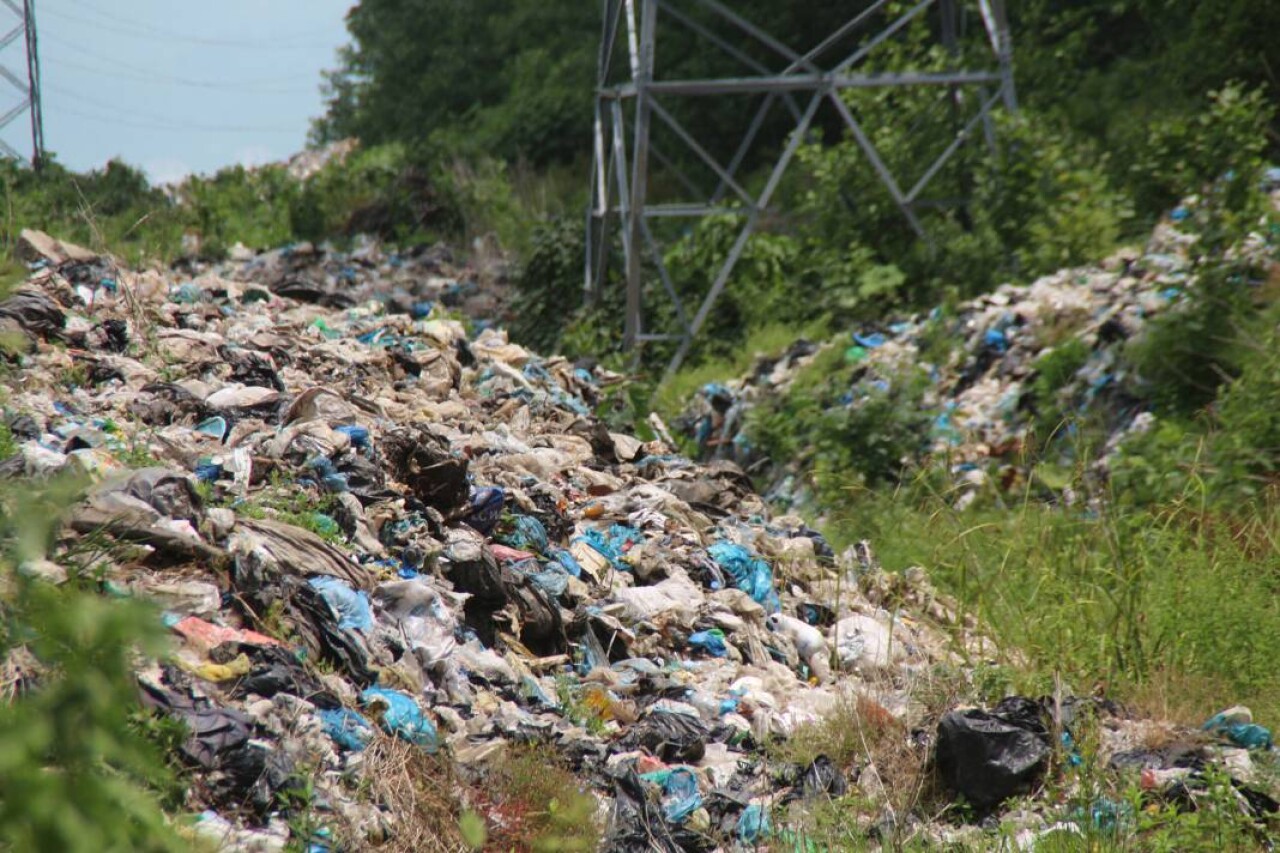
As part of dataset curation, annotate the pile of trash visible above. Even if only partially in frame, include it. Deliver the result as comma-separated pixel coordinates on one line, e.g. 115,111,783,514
1,227,1276,849
680,192,1280,511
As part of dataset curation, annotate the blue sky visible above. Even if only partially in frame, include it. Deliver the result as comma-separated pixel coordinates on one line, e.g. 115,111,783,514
1,0,355,183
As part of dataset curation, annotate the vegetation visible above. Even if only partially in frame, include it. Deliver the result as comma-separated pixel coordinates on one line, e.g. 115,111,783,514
3,0,1280,848
0,475,188,852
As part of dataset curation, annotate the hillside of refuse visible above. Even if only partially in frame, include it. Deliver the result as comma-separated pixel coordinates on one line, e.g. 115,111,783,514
0,221,1277,851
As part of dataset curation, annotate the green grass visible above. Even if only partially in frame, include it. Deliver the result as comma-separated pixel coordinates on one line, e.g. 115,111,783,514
822,472,1280,726
651,318,831,428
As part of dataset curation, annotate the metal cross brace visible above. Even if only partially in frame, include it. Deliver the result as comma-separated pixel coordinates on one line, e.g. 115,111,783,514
586,0,1016,375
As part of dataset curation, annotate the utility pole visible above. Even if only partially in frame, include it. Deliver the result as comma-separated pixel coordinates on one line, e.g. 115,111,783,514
586,0,1017,376
0,0,44,169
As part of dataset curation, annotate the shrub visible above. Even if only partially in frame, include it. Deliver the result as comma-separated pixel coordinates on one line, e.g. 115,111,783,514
0,476,186,851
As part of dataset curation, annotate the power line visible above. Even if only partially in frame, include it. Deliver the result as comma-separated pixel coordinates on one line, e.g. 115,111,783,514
45,82,301,133
40,5,338,50
52,101,299,134
39,31,323,87
64,0,342,46
45,56,318,94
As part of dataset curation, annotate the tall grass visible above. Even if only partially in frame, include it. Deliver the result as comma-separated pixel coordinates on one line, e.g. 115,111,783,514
824,473,1280,723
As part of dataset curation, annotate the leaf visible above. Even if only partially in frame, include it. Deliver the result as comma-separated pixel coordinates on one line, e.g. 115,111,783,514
459,810,488,849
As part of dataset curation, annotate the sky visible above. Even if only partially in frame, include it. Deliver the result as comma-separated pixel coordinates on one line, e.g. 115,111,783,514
0,0,355,184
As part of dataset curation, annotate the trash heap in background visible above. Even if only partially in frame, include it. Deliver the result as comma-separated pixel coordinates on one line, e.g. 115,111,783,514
0,228,1275,850
680,194,1280,513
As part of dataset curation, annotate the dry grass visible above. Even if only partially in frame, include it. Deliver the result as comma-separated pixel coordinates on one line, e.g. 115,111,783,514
768,668,986,847
470,744,602,853
357,735,469,852
1120,668,1244,729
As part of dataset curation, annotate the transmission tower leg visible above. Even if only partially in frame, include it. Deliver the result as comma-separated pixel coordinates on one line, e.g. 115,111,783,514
624,0,656,351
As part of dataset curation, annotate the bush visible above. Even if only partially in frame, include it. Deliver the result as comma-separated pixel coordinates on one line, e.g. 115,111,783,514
661,214,803,361
1124,84,1275,223
0,476,186,851
747,346,933,494
510,217,589,353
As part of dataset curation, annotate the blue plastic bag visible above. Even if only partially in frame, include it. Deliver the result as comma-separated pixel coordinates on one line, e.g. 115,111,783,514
640,767,702,824
500,514,549,553
317,707,374,752
306,456,350,493
574,525,643,568
334,424,370,449
1203,711,1273,750
737,803,770,843
707,542,780,612
548,547,582,578
360,687,438,751
463,486,506,535
308,576,373,632
688,629,728,658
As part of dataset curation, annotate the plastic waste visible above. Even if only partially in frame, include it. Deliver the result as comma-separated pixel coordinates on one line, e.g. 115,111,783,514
688,628,729,658
307,576,374,633
463,486,506,534
625,710,709,763
306,456,350,493
1203,707,1273,750
574,524,643,568
796,754,847,800
707,541,780,611
499,514,549,553
318,707,375,752
935,696,1051,810
359,687,438,751
640,766,703,823
737,803,770,843
333,424,370,449
606,770,683,853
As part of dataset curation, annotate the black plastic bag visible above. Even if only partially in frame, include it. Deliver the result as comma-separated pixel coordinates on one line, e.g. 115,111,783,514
935,697,1051,810
604,769,683,853
625,710,710,764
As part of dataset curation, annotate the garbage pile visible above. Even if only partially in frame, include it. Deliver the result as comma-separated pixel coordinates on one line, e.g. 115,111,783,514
1,227,1276,849
679,196,1280,510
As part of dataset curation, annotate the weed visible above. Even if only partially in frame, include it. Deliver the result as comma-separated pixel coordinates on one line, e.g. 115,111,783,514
821,473,1280,724
116,433,162,468
61,361,90,390
0,423,15,460
472,744,601,852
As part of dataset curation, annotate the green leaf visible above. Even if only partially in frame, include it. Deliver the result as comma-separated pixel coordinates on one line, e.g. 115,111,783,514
459,810,488,849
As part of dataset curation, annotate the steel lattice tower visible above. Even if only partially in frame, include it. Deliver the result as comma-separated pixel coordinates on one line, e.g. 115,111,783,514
0,0,43,168
586,0,1016,374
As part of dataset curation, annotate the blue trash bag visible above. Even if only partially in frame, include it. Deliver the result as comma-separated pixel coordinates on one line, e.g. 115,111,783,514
853,331,886,349
688,629,729,658
707,542,780,612
333,424,370,450
463,486,506,535
574,525,644,568
737,804,770,843
640,767,702,824
520,559,570,599
308,576,374,632
548,547,583,578
317,707,374,752
194,461,223,482
1203,710,1273,750
305,456,350,493
499,514,549,553
195,416,228,441
360,687,438,751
